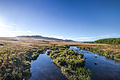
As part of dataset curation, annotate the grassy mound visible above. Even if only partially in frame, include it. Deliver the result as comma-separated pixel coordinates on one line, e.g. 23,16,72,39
47,46,91,80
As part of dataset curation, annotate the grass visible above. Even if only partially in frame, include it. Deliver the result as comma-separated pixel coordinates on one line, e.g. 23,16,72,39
0,47,48,80
47,46,91,80
77,45,120,62
0,39,50,80
95,38,120,44
0,37,120,80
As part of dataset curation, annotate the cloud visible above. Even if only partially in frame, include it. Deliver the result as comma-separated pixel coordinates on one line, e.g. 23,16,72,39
0,22,13,30
0,20,119,41
0,22,32,37
36,34,120,41
41,34,66,39
74,34,120,41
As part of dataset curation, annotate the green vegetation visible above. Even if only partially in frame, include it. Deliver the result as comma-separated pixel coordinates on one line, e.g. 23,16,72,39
114,54,120,61
47,46,91,80
32,49,45,60
95,38,120,44
1,38,120,80
0,46,48,80
0,44,91,80
1,37,120,80
77,45,120,62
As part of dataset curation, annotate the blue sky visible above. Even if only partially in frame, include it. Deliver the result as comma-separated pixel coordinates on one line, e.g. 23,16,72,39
0,0,120,41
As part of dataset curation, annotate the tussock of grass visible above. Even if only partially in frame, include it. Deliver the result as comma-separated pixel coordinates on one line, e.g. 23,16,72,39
47,46,91,80
77,45,120,62
0,43,49,80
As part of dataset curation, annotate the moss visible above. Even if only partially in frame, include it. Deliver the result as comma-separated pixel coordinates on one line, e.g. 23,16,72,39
77,45,120,62
48,46,91,80
47,50,52,55
37,49,44,54
32,52,39,60
61,67,91,80
114,53,120,61
0,46,47,80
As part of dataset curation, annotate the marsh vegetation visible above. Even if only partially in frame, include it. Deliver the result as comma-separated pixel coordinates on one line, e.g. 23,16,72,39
0,45,48,80
0,38,120,80
95,38,120,44
77,45,120,62
69,46,120,80
47,46,91,80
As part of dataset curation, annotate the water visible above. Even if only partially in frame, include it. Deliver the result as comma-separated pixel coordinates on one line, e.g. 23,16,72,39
29,51,67,80
70,46,120,80
30,47,120,80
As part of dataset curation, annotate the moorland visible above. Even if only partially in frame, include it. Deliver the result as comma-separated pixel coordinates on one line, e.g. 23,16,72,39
0,36,120,80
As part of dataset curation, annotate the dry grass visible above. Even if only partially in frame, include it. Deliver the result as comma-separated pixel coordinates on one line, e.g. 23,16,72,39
0,37,119,79
51,41,107,46
0,37,119,53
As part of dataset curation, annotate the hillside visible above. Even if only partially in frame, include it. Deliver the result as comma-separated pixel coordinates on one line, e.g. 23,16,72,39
17,35,75,42
95,38,120,44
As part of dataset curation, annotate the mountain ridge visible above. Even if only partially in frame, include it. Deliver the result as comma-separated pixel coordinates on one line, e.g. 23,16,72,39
17,35,75,42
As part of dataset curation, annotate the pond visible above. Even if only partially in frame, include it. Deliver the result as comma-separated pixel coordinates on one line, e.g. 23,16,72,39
69,46,120,80
29,51,67,80
29,46,120,80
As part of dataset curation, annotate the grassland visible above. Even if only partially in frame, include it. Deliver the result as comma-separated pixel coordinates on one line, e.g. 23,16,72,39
47,46,91,80
77,44,120,62
0,38,51,80
95,38,120,44
0,37,120,80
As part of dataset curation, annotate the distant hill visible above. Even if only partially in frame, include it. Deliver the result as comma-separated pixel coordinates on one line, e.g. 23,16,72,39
95,38,120,44
0,37,18,41
17,35,75,42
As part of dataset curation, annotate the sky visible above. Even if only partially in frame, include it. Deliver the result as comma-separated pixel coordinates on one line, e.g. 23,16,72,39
0,0,120,41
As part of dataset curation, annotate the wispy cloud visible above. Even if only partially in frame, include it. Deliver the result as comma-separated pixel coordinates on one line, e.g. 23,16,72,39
38,34,120,41
74,33,120,41
0,21,32,37
0,20,119,41
41,34,67,39
0,22,13,30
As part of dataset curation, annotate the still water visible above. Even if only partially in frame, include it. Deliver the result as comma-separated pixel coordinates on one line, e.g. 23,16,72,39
70,46,120,80
29,51,67,80
30,46,120,80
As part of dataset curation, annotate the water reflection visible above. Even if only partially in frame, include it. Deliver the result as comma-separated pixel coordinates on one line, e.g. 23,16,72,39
70,46,120,80
29,51,67,80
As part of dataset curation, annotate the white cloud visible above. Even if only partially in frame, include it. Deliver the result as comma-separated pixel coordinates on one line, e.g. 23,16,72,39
0,22,13,30
0,21,32,37
74,34,120,41
0,20,119,41
41,34,66,39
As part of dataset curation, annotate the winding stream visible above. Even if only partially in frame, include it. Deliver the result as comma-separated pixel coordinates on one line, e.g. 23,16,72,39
70,46,120,80
29,51,67,80
29,46,120,80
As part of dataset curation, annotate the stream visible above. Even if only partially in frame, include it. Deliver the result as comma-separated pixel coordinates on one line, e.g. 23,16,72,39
29,46,120,80
70,46,120,80
29,51,67,80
